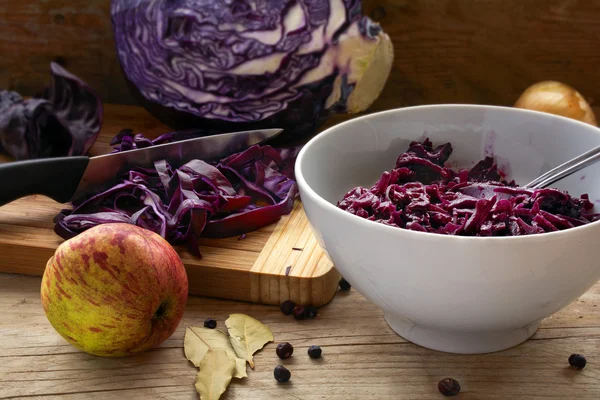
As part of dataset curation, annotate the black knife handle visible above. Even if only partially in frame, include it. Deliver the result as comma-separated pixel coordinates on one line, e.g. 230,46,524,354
0,156,90,206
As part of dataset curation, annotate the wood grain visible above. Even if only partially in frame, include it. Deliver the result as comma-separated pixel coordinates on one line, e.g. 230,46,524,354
0,104,339,306
362,0,600,111
0,1,130,107
2,1,599,112
250,201,340,307
2,273,600,399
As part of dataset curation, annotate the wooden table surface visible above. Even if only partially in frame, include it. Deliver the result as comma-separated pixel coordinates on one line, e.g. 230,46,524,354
3,105,600,399
2,273,600,400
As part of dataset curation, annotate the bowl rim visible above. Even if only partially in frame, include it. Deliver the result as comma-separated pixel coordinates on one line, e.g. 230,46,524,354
295,103,600,243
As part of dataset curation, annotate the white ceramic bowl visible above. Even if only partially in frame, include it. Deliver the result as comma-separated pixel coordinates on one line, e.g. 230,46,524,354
295,104,600,354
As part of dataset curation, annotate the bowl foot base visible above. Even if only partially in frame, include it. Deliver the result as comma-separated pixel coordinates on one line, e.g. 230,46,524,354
384,314,539,354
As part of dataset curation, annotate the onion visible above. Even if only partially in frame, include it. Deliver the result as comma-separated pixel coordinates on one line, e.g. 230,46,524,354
514,81,597,126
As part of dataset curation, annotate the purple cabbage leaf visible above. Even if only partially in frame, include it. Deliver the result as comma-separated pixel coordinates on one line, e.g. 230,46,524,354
0,62,103,160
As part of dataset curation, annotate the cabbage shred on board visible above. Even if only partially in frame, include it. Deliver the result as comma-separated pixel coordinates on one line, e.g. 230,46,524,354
110,0,394,138
337,139,600,236
54,140,300,257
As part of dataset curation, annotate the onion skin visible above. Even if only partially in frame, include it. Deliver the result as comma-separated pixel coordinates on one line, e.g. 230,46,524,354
514,81,597,126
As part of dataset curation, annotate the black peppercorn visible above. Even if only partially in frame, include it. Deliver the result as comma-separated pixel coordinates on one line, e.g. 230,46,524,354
292,305,306,320
339,278,351,291
438,377,461,396
274,365,291,382
305,305,318,319
280,300,296,315
203,318,217,329
308,345,322,359
276,342,294,359
569,354,587,369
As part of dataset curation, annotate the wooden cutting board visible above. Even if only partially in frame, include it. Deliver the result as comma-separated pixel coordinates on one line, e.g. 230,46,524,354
0,104,341,307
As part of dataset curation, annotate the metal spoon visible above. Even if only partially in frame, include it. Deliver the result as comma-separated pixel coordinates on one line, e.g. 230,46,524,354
457,145,600,200
524,144,600,189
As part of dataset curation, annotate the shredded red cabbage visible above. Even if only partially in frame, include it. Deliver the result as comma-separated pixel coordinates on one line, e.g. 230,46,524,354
110,128,303,182
54,142,300,257
337,139,600,236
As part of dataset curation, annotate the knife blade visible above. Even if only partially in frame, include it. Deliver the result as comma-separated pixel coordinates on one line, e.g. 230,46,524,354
0,128,282,207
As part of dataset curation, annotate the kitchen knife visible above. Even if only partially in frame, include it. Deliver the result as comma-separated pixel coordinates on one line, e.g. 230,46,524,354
0,128,282,207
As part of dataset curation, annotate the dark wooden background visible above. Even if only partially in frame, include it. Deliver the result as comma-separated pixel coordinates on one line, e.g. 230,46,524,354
1,0,600,111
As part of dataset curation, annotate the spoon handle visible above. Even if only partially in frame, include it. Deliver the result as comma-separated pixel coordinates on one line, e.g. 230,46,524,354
524,145,600,189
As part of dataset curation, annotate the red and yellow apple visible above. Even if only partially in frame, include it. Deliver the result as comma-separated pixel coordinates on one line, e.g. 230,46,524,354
41,223,189,357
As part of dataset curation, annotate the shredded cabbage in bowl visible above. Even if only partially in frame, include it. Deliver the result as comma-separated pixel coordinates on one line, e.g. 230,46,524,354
337,139,600,236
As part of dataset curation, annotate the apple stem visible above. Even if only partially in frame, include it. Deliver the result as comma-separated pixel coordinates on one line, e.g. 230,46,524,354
153,301,168,320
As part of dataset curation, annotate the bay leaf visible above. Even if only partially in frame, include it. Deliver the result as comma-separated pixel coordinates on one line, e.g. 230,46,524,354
184,327,247,379
195,348,236,400
225,313,274,369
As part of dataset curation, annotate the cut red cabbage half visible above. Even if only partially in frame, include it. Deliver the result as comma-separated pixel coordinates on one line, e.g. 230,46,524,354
54,141,299,257
338,139,600,236
110,0,394,139
0,62,103,160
